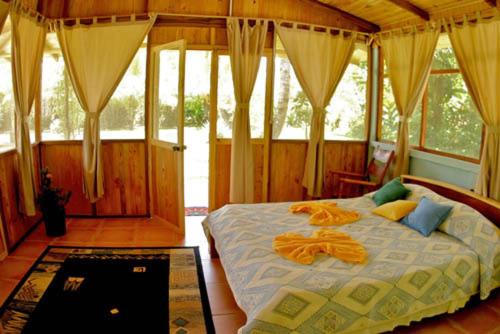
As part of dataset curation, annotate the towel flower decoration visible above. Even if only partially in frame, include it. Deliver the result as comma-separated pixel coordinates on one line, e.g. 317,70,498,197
289,202,360,226
273,229,367,265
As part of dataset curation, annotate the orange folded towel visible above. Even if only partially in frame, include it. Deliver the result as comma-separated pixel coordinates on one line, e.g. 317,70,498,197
273,229,367,265
289,202,360,226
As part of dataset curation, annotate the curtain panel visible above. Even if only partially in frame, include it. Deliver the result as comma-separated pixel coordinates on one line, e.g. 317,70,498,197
55,15,156,203
276,23,356,197
227,18,268,204
0,1,9,32
380,28,439,177
11,6,46,216
447,18,500,201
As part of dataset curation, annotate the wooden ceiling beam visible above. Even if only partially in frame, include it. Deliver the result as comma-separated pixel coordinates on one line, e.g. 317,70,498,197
484,0,496,7
386,0,430,21
306,0,380,32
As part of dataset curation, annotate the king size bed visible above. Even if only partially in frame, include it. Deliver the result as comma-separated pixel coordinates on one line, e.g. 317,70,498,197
202,175,500,333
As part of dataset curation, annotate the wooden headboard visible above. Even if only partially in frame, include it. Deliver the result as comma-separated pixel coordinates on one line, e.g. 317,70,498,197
401,175,500,226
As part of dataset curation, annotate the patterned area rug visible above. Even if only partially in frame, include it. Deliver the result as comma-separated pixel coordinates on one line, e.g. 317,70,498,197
0,246,215,333
185,207,209,216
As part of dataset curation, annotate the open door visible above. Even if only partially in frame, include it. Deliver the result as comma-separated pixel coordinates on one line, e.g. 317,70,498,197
149,40,187,234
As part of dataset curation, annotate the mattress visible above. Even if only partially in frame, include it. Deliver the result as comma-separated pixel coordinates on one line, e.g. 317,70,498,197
203,184,499,333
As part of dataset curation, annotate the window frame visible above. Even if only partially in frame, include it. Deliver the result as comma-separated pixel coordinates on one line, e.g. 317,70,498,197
376,48,485,164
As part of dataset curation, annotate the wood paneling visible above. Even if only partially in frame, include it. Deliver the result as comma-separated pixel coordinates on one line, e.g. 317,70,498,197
269,141,307,202
151,145,181,229
232,0,372,31
39,0,148,18
0,148,41,250
40,143,92,215
40,141,147,216
322,141,368,198
213,142,264,210
96,142,147,215
269,141,368,202
148,0,229,16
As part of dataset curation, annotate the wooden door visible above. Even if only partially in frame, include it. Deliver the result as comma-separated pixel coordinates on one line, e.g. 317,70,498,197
149,40,187,234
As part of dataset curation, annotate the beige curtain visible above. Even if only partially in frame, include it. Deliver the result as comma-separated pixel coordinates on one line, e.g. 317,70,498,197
11,7,46,216
55,15,155,203
227,18,268,203
447,19,500,200
0,1,9,32
276,23,356,197
381,28,439,176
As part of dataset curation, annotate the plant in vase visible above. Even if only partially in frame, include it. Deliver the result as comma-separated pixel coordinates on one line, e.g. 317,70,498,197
37,168,72,236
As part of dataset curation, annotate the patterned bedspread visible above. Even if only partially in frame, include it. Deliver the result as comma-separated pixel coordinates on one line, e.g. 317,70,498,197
203,184,499,333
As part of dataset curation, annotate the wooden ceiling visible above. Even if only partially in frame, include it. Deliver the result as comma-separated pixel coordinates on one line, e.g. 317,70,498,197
316,0,499,31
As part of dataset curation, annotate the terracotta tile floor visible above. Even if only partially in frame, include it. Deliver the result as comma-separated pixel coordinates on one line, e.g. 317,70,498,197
0,217,499,334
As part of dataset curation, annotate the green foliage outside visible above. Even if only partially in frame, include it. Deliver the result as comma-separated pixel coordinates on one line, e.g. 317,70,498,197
159,94,209,129
286,91,312,138
381,47,482,158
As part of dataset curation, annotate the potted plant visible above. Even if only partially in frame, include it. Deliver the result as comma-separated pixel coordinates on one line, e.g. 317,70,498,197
37,168,72,236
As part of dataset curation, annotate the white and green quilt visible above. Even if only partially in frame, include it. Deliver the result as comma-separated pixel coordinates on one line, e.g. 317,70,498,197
203,184,499,333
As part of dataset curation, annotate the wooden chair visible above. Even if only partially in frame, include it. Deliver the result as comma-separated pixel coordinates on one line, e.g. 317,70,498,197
330,147,395,198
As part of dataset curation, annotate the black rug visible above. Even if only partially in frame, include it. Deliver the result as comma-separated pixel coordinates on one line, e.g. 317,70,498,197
0,246,215,334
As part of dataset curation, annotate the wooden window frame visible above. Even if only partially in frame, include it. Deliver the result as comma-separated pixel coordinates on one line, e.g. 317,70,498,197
376,52,484,164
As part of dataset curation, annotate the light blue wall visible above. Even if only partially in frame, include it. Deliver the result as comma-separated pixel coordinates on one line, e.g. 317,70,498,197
369,47,480,190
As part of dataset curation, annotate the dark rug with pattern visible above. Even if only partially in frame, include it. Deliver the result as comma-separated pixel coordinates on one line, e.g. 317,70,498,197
185,207,209,216
0,246,215,334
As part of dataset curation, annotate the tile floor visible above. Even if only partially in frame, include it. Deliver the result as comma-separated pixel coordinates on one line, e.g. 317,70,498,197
0,217,498,334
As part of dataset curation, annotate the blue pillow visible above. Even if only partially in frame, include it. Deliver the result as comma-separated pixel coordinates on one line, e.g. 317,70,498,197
400,197,453,237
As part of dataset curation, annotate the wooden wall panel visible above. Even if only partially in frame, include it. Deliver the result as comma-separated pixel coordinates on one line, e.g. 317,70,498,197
96,142,147,216
41,142,147,216
150,26,213,46
213,142,264,210
0,148,41,250
269,141,308,202
322,141,368,198
148,0,229,16
40,143,92,215
232,0,364,31
151,145,180,228
269,141,368,202
39,0,148,18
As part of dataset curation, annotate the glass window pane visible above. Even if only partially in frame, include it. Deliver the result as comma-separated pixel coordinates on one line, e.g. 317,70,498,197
156,49,180,143
424,73,482,159
42,34,85,141
380,76,421,143
216,55,266,139
325,45,367,141
432,35,458,70
100,47,146,139
272,55,312,140
216,55,234,138
0,18,15,151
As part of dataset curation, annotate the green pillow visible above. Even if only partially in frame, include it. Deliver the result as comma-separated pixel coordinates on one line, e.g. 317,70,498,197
372,177,411,206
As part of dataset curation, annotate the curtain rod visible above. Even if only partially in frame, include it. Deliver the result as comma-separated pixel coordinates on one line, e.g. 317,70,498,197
376,8,500,36
50,11,372,37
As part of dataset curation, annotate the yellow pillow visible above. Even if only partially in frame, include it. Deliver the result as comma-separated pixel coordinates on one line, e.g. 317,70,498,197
372,200,418,221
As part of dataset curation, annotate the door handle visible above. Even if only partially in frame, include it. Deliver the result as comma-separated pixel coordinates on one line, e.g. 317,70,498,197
173,145,187,152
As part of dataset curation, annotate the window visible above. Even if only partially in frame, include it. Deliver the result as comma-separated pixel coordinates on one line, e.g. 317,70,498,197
42,35,147,141
0,17,15,151
273,38,368,140
42,33,85,140
100,47,147,139
325,45,368,140
216,55,267,139
378,35,483,161
155,47,183,143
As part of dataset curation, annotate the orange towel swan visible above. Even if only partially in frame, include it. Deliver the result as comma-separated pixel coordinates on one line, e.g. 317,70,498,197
273,229,367,265
289,202,360,226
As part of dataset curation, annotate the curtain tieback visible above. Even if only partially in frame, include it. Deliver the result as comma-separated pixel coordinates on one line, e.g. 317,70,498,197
487,125,500,134
87,113,100,120
236,102,250,109
398,115,409,123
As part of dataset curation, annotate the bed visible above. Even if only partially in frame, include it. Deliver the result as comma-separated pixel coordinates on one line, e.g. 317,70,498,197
202,175,500,333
